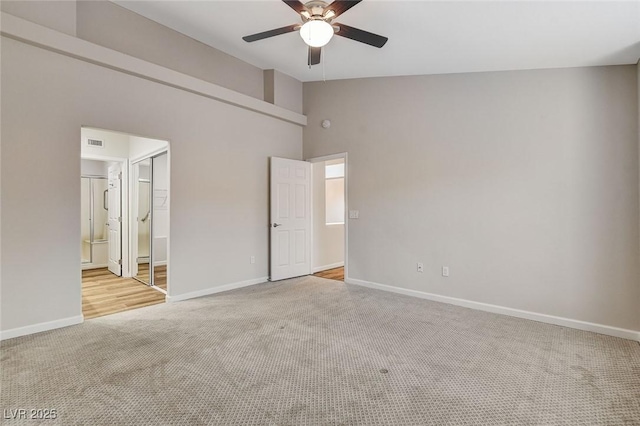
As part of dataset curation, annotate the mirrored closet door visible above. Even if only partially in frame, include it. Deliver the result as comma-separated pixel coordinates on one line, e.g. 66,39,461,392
133,158,152,285
132,152,168,290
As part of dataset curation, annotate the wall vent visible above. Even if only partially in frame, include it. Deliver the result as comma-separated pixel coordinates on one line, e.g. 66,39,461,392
86,138,104,148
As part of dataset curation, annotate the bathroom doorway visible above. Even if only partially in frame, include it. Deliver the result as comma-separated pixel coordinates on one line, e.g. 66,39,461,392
80,127,170,319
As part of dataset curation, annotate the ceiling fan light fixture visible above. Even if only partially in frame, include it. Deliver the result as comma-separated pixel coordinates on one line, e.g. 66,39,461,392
299,20,334,47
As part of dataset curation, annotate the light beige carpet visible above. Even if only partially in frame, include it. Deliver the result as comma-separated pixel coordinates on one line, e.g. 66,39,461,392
1,276,639,425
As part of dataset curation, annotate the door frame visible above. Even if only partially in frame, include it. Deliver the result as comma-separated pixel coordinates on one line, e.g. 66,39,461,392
81,154,129,277
305,152,349,281
130,158,149,283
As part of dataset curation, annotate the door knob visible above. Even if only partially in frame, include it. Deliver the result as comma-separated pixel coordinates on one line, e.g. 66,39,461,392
272,223,282,228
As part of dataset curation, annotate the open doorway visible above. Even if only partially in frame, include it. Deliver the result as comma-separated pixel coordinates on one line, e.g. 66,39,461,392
310,154,347,282
80,127,170,319
268,154,347,282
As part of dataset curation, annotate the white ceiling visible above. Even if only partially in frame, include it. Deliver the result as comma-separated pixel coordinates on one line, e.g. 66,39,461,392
115,0,640,82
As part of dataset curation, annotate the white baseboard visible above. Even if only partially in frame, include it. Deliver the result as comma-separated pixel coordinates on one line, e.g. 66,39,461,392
153,261,167,266
0,315,84,341
313,262,344,273
166,276,268,303
345,277,640,342
81,263,108,270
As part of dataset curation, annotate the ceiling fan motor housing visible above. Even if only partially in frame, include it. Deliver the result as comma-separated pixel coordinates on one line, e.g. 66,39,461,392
304,1,332,20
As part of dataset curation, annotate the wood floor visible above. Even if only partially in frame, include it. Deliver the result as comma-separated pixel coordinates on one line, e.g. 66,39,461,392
135,264,167,290
83,264,334,320
154,265,167,290
82,268,165,320
313,267,344,281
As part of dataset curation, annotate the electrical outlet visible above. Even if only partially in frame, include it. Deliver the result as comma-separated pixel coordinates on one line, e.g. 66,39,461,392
349,210,359,219
442,266,449,277
417,262,424,273
250,256,255,264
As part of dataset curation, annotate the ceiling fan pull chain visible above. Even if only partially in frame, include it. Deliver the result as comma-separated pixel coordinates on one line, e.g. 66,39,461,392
323,45,326,82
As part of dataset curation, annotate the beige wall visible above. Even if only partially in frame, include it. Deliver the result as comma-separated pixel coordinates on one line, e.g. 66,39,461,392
264,70,304,115
1,37,302,332
304,66,640,331
1,1,304,111
0,1,76,36
75,1,264,100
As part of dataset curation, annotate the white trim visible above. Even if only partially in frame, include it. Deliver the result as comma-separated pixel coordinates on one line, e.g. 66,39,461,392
0,12,307,127
345,277,640,342
153,261,168,267
313,262,345,273
130,147,168,164
151,286,167,296
166,277,268,303
81,153,128,162
0,315,84,341
306,153,347,163
81,263,109,270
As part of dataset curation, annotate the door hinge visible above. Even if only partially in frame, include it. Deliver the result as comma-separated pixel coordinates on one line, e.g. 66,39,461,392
118,217,122,222
118,172,123,179
118,259,122,265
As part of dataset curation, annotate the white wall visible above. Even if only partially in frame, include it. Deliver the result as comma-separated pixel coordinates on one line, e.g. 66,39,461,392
81,128,129,159
80,159,108,176
129,135,169,162
312,160,344,271
0,36,302,333
304,66,640,332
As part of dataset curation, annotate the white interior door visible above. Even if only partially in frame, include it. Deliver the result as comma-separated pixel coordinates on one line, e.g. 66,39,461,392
270,157,311,281
107,163,122,276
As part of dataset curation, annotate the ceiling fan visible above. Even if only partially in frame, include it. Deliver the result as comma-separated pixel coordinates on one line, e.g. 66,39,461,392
242,0,388,67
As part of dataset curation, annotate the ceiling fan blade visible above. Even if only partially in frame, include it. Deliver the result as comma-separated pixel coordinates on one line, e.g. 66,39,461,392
326,0,362,18
242,25,299,42
308,47,321,66
334,23,388,48
282,0,307,14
